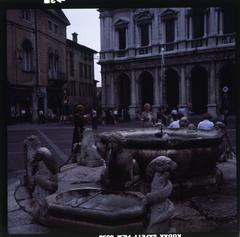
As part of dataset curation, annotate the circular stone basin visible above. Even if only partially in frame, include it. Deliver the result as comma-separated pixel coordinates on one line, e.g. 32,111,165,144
46,188,146,232
97,128,224,181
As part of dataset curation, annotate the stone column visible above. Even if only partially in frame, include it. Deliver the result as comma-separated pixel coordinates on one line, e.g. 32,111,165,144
129,70,137,119
101,71,106,109
204,13,208,38
152,68,160,115
174,19,178,42
110,72,115,107
208,8,217,46
185,67,191,108
219,10,223,35
152,9,159,54
43,87,47,117
208,62,217,117
100,16,104,50
162,22,166,43
189,16,193,40
179,66,188,108
32,89,38,122
129,11,135,57
209,8,217,36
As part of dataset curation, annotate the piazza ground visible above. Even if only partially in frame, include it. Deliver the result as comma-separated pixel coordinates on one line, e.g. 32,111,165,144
7,118,237,234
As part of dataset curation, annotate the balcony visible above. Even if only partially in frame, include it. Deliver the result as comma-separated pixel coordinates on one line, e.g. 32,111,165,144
48,71,66,87
137,46,152,55
115,49,127,58
216,33,235,45
185,37,208,48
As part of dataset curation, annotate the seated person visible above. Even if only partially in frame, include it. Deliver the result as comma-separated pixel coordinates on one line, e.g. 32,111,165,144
197,113,214,130
179,116,189,128
168,112,180,129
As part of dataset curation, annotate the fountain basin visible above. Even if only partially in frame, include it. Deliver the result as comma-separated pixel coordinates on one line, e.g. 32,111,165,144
97,128,224,181
45,188,146,233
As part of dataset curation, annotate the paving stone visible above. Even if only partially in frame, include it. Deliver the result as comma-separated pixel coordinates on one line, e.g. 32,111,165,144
172,219,216,232
8,209,34,228
8,223,50,234
173,201,205,220
191,195,237,221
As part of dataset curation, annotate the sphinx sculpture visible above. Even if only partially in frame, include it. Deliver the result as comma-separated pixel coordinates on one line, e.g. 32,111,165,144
78,128,105,167
144,156,177,233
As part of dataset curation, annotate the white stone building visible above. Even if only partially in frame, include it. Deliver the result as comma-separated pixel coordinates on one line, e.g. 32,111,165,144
98,8,236,118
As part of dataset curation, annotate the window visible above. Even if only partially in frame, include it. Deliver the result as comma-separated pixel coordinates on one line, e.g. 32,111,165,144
84,64,88,78
192,8,205,39
48,48,59,79
69,52,74,76
118,28,126,49
48,21,52,31
22,10,31,21
140,24,149,46
79,83,82,96
22,39,33,72
79,63,83,77
165,19,175,43
71,81,76,96
88,66,92,79
222,8,235,34
54,24,58,34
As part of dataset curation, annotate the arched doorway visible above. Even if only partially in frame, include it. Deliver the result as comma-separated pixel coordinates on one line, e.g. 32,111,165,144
220,63,236,114
139,71,154,107
165,69,179,110
118,74,131,109
191,66,208,114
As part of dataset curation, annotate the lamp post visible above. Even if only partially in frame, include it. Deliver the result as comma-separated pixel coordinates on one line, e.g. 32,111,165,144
161,47,165,106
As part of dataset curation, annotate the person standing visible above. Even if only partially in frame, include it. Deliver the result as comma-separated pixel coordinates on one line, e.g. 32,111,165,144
91,107,98,130
141,103,155,128
72,104,85,153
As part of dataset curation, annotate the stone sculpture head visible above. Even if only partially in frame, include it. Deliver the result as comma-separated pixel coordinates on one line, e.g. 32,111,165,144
33,147,58,175
146,156,177,181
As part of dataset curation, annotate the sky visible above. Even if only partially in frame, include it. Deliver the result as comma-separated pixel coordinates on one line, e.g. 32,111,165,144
63,9,101,86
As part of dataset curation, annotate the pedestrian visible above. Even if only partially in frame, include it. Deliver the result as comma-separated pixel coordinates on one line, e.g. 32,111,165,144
168,110,180,129
141,103,155,128
197,113,214,130
91,107,98,130
113,107,118,124
38,109,44,124
157,106,168,127
71,104,85,153
179,116,190,128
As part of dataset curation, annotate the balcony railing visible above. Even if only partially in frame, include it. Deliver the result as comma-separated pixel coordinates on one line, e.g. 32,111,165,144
115,49,127,58
137,46,152,55
216,33,235,45
191,38,208,48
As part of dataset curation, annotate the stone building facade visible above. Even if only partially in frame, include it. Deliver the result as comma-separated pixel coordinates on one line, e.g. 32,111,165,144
98,8,236,118
7,9,70,122
66,33,97,111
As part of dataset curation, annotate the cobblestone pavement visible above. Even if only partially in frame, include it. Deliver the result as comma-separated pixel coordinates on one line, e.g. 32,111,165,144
7,119,238,234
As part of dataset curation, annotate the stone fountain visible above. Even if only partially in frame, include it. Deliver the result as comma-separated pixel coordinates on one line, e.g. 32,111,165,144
97,127,224,195
14,126,224,234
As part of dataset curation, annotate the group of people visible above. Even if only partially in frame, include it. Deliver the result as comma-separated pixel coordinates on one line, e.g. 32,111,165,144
102,108,130,125
141,103,215,131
